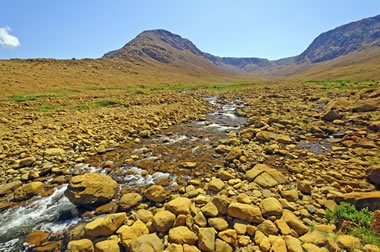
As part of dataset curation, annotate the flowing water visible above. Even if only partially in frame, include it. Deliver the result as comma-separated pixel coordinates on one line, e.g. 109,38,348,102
0,96,247,251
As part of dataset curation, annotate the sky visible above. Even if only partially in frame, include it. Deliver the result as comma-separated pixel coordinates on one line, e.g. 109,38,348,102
1,0,379,60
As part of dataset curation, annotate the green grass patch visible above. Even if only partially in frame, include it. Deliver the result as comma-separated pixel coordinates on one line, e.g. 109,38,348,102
35,104,67,112
8,94,57,103
305,79,379,90
73,99,121,110
326,202,379,246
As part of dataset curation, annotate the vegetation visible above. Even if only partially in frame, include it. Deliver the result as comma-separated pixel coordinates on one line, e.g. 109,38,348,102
305,79,378,90
326,202,379,246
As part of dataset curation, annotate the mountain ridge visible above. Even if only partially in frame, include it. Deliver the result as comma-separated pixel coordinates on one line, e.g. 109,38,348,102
102,14,380,75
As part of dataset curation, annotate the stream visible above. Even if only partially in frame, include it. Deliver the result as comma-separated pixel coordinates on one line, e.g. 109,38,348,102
0,96,247,251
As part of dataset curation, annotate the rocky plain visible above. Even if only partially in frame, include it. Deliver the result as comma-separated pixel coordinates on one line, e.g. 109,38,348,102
0,81,379,252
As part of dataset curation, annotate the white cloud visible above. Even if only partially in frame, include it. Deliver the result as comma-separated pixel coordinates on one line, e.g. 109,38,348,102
0,26,20,48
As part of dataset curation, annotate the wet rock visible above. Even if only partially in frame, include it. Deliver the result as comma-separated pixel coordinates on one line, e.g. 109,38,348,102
153,210,176,232
95,239,120,252
0,180,22,195
84,213,126,237
260,197,283,218
165,197,192,215
14,181,44,201
26,231,49,247
65,173,118,207
169,226,198,245
118,192,142,211
144,184,170,203
282,209,308,236
129,233,164,252
198,228,216,252
67,239,94,252
227,202,263,223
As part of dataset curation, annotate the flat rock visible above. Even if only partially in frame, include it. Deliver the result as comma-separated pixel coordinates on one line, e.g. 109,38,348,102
144,185,169,203
64,173,118,207
118,192,142,211
0,180,22,196
85,213,126,237
260,197,283,218
169,226,198,245
165,197,192,215
335,191,380,211
67,239,94,252
129,233,164,252
14,182,44,201
227,202,263,223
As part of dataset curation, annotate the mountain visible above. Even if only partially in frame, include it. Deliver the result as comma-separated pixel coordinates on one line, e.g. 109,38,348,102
103,15,380,78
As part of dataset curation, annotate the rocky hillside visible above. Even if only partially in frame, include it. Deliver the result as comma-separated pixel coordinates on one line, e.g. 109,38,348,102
103,15,380,75
297,15,380,63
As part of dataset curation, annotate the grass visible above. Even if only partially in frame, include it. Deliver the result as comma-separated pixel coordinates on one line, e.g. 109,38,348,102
326,202,379,246
305,79,379,90
35,104,67,112
7,94,58,102
149,82,256,92
74,99,122,110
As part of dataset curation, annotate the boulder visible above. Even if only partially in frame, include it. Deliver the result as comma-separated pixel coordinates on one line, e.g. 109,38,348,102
84,213,126,237
45,148,65,156
282,210,308,236
218,229,237,244
15,156,36,168
118,192,142,211
14,182,44,201
95,239,120,252
336,235,361,250
257,220,279,236
260,197,283,218
284,235,303,252
169,226,198,245
119,220,149,247
165,197,192,215
215,239,233,252
208,218,229,231
208,178,225,193
212,196,230,214
198,228,215,252
153,210,176,232
246,164,286,188
368,167,380,186
201,202,218,217
64,173,118,206
67,239,94,252
144,185,169,203
322,109,342,122
298,180,313,195
129,233,164,252
227,202,263,223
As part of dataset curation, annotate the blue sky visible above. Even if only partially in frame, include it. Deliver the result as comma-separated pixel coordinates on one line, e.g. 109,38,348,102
1,0,379,60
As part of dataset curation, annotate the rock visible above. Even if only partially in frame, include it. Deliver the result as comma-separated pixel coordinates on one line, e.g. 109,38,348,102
144,185,169,203
352,102,378,112
67,239,94,252
215,239,233,252
302,243,323,252
208,178,225,193
227,202,263,223
335,191,380,211
129,233,164,252
275,219,292,235
65,173,118,207
337,235,361,250
246,164,286,188
153,210,176,232
368,167,380,186
180,162,197,169
212,196,230,214
322,109,342,122
139,130,150,138
298,180,313,195
272,237,287,252
208,218,229,231
198,228,215,252
0,180,22,195
284,236,303,252
260,197,283,218
257,220,279,236
165,197,192,215
201,202,218,217
118,192,142,211
282,209,308,236
84,213,126,237
299,231,327,246
26,231,49,247
45,148,65,156
15,156,36,168
259,237,271,252
371,210,380,235
281,189,299,202
119,220,149,247
134,209,153,223
225,147,242,161
166,243,183,252
218,229,237,244
14,182,44,201
169,226,198,245
95,239,120,252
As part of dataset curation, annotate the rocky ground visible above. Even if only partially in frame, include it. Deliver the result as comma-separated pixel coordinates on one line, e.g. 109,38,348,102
0,83,379,252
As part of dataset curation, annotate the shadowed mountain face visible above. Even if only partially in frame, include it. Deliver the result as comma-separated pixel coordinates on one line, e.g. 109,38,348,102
103,15,380,76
